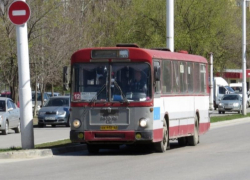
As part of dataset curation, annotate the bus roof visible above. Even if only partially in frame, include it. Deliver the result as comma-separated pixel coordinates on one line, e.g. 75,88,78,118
71,47,207,64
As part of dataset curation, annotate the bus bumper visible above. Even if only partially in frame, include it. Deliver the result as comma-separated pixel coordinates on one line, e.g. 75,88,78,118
70,130,153,144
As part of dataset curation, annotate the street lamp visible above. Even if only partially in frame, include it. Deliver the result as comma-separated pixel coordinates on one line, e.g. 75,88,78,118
242,0,249,115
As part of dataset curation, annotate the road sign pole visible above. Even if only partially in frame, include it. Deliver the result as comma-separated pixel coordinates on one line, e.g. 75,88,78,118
17,22,34,149
242,0,247,115
14,0,34,149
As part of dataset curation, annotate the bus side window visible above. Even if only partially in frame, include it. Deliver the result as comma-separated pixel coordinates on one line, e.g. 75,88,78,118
162,60,171,93
172,61,180,93
154,61,161,94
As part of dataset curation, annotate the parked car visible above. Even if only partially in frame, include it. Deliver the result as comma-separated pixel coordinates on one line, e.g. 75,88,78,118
218,94,242,114
0,97,20,135
37,96,70,127
0,91,11,98
32,91,49,112
46,92,61,97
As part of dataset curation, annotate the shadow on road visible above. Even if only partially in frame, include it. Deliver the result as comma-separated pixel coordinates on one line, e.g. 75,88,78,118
56,141,191,157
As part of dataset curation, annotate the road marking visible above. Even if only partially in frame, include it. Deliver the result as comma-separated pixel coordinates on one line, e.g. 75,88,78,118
12,10,26,16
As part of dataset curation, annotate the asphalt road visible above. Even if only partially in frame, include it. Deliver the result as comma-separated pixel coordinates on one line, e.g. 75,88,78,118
0,125,70,149
1,119,250,180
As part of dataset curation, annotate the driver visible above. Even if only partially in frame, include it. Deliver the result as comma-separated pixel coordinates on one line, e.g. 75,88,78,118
129,70,147,93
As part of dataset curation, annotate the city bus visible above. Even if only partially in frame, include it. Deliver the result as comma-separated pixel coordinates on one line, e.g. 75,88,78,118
65,44,210,153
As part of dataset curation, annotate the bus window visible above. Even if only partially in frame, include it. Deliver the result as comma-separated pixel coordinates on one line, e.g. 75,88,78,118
180,62,187,93
112,63,151,102
72,63,109,101
172,61,180,93
162,60,172,94
187,62,194,93
194,63,200,93
200,64,206,93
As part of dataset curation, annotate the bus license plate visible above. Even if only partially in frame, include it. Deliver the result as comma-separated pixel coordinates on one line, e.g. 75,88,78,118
100,125,118,131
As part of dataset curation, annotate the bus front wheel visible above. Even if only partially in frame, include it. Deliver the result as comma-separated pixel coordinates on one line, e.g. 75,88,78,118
154,121,169,152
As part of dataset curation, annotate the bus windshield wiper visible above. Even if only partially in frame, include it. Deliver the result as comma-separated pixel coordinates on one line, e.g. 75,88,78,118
90,84,107,103
112,80,129,103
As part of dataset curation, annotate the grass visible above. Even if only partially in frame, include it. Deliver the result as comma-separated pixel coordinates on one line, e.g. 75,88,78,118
35,139,73,149
210,113,250,123
0,146,22,152
0,139,75,152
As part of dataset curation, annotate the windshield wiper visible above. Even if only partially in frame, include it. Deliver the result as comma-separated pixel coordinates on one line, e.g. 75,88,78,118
112,80,129,103
90,84,107,104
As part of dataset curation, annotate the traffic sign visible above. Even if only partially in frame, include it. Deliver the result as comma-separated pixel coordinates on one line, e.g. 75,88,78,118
8,1,30,25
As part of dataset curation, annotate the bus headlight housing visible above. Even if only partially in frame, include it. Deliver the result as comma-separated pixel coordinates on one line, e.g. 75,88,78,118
139,118,148,128
73,119,81,128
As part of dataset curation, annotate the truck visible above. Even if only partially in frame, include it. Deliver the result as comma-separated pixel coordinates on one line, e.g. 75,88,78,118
213,77,234,110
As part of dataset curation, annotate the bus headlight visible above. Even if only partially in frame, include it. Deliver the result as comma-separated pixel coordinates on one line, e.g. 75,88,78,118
139,118,148,128
73,119,81,128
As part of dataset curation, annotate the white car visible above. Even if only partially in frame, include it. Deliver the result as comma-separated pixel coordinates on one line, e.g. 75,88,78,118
0,97,20,135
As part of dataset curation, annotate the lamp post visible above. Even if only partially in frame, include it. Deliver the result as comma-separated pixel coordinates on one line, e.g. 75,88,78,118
166,0,174,52
242,0,248,115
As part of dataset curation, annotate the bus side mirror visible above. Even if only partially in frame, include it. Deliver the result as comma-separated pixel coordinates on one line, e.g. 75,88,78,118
63,66,70,91
154,64,161,81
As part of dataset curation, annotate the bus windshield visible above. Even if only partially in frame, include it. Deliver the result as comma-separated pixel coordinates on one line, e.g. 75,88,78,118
72,63,152,102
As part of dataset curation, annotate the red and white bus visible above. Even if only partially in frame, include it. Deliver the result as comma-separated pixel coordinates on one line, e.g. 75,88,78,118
66,44,210,153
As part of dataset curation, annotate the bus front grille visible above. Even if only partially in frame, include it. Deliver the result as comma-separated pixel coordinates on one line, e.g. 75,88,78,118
95,133,125,138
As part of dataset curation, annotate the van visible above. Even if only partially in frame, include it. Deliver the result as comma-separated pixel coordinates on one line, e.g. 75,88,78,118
229,83,242,93
213,77,235,110
229,83,250,107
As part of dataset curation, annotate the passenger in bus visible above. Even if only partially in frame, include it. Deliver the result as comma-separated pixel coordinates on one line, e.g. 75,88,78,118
129,70,147,93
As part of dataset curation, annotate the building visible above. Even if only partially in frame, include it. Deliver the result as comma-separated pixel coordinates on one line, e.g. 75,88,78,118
215,69,250,90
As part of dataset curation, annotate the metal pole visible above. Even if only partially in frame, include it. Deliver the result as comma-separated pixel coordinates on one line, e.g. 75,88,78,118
209,53,214,110
242,0,247,115
166,0,174,52
16,0,34,149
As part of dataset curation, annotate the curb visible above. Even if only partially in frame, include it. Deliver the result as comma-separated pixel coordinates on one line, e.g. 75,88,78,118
0,144,87,159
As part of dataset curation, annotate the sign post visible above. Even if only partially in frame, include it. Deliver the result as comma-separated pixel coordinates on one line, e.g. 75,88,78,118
8,0,34,149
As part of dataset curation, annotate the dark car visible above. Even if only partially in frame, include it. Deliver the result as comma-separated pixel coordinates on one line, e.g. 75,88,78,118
37,96,70,127
32,91,50,112
0,97,20,135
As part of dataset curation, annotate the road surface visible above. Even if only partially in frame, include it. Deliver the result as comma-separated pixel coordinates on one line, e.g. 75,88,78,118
1,119,250,180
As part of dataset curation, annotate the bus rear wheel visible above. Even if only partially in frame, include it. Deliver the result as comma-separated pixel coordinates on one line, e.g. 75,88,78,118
188,115,199,146
154,121,169,152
